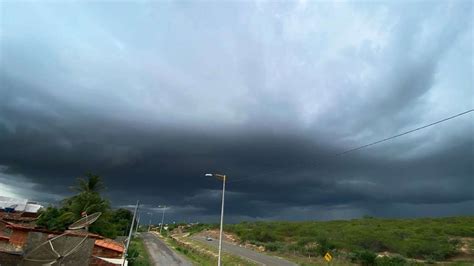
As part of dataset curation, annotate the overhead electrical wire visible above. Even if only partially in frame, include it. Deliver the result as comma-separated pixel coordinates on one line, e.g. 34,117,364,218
335,109,474,156
227,108,474,184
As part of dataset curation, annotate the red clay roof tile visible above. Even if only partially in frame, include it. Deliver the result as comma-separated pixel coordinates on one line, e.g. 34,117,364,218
94,239,124,253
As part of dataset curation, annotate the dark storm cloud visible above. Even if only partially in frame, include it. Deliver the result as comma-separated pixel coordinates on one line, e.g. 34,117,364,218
0,0,472,222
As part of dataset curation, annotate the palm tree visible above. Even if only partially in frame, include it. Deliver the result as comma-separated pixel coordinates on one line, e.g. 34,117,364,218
73,173,105,194
67,173,108,219
38,173,112,234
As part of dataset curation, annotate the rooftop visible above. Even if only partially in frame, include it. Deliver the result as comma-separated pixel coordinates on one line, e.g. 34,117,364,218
94,239,125,253
0,196,43,213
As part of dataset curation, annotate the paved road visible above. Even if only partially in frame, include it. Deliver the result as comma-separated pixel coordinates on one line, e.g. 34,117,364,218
191,235,297,266
141,232,192,266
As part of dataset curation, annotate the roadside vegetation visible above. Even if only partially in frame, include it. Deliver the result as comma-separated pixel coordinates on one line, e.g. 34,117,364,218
36,173,134,238
222,216,474,264
163,235,215,266
128,236,152,266
159,232,258,266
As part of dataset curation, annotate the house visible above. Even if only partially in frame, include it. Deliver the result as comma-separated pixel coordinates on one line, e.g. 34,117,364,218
0,196,43,214
0,197,126,265
0,221,126,265
0,196,43,231
91,239,126,265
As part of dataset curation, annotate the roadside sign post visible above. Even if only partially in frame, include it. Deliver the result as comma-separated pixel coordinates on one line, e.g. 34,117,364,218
324,252,333,264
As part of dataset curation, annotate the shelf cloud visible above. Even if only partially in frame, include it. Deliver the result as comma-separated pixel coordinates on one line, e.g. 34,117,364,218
1,1,472,222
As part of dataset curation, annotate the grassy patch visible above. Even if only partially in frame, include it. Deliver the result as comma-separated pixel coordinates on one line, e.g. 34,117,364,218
161,234,215,266
128,236,152,266
162,234,258,266
188,238,259,266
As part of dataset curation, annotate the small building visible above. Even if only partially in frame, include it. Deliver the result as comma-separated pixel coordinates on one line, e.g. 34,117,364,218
0,197,125,265
0,222,125,265
0,196,43,214
0,196,43,230
91,239,126,265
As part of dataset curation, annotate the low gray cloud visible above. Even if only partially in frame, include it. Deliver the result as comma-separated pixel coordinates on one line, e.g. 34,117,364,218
0,0,472,222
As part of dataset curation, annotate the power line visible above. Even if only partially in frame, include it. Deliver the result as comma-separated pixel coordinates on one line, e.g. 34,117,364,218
228,108,474,184
336,108,474,156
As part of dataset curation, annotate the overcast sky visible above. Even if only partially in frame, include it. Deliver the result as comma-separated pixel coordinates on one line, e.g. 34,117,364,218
0,0,473,223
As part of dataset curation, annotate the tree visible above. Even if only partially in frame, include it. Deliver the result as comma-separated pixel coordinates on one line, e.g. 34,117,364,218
37,173,132,238
110,208,134,235
72,172,105,194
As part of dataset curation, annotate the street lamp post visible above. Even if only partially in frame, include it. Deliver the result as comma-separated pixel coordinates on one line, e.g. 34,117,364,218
159,205,166,235
205,173,226,266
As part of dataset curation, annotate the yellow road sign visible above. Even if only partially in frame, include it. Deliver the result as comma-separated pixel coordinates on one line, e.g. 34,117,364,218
324,252,333,262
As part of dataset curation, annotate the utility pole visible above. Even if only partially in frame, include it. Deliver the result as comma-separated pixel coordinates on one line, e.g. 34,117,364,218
123,200,139,266
147,212,153,232
135,212,141,233
159,205,166,234
205,173,226,266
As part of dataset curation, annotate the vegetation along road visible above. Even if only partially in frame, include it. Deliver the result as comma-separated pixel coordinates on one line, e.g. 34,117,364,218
191,235,297,266
141,232,192,266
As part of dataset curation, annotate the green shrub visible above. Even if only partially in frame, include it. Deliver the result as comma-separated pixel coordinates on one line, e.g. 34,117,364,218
404,239,456,260
316,237,336,256
176,246,189,254
127,241,140,264
297,237,313,247
351,250,377,266
264,242,283,252
375,256,406,266
255,230,279,242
